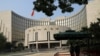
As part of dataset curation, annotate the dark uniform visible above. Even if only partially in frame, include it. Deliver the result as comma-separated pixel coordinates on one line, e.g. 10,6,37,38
75,45,80,56
70,45,75,56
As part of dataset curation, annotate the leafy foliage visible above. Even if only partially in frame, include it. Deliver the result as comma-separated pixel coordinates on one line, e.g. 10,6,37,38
89,18,100,38
66,18,100,53
33,0,88,16
0,33,25,52
17,43,24,51
0,33,6,51
5,42,12,52
80,18,100,51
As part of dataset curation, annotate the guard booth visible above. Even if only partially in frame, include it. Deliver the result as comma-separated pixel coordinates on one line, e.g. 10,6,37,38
54,30,92,56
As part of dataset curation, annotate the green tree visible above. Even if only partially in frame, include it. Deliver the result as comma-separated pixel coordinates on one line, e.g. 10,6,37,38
17,43,24,51
89,18,100,38
0,33,6,52
5,42,12,52
81,27,89,32
80,18,100,52
89,18,100,48
33,0,88,16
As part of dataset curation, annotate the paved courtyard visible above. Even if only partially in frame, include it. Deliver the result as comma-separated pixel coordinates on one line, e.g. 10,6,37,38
25,50,69,56
0,48,86,56
0,49,69,56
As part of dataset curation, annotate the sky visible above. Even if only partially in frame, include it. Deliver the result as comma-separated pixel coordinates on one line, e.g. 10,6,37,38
0,0,83,20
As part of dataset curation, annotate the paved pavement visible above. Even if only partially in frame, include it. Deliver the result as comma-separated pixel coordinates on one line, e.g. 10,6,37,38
0,48,87,56
0,51,34,56
0,48,68,56
25,50,69,56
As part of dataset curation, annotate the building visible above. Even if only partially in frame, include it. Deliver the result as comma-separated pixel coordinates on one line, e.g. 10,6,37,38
25,25,70,49
86,0,100,27
0,5,87,49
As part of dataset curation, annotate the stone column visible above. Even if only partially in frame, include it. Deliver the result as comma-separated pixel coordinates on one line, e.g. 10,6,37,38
48,42,50,49
36,43,39,52
60,40,62,48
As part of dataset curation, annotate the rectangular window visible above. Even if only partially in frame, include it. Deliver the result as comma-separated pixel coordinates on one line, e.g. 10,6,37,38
35,32,38,41
27,34,29,44
47,31,50,41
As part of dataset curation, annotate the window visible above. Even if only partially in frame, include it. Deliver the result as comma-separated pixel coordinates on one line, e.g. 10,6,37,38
35,32,38,41
47,31,50,41
27,34,29,43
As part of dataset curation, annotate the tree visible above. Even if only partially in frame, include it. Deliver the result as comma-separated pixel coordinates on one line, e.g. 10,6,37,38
5,42,12,52
81,27,89,32
89,18,100,38
80,18,100,53
33,0,88,16
0,33,6,52
89,18,100,47
66,20,100,54
17,43,24,51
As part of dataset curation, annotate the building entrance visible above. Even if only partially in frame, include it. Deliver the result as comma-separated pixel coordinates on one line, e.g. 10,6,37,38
50,43,60,48
38,43,48,49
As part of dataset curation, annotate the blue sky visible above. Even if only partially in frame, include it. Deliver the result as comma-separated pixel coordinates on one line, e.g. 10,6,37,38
0,0,83,20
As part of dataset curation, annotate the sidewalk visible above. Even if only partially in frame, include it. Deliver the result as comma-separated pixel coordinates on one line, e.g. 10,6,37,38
0,51,35,56
0,48,89,56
